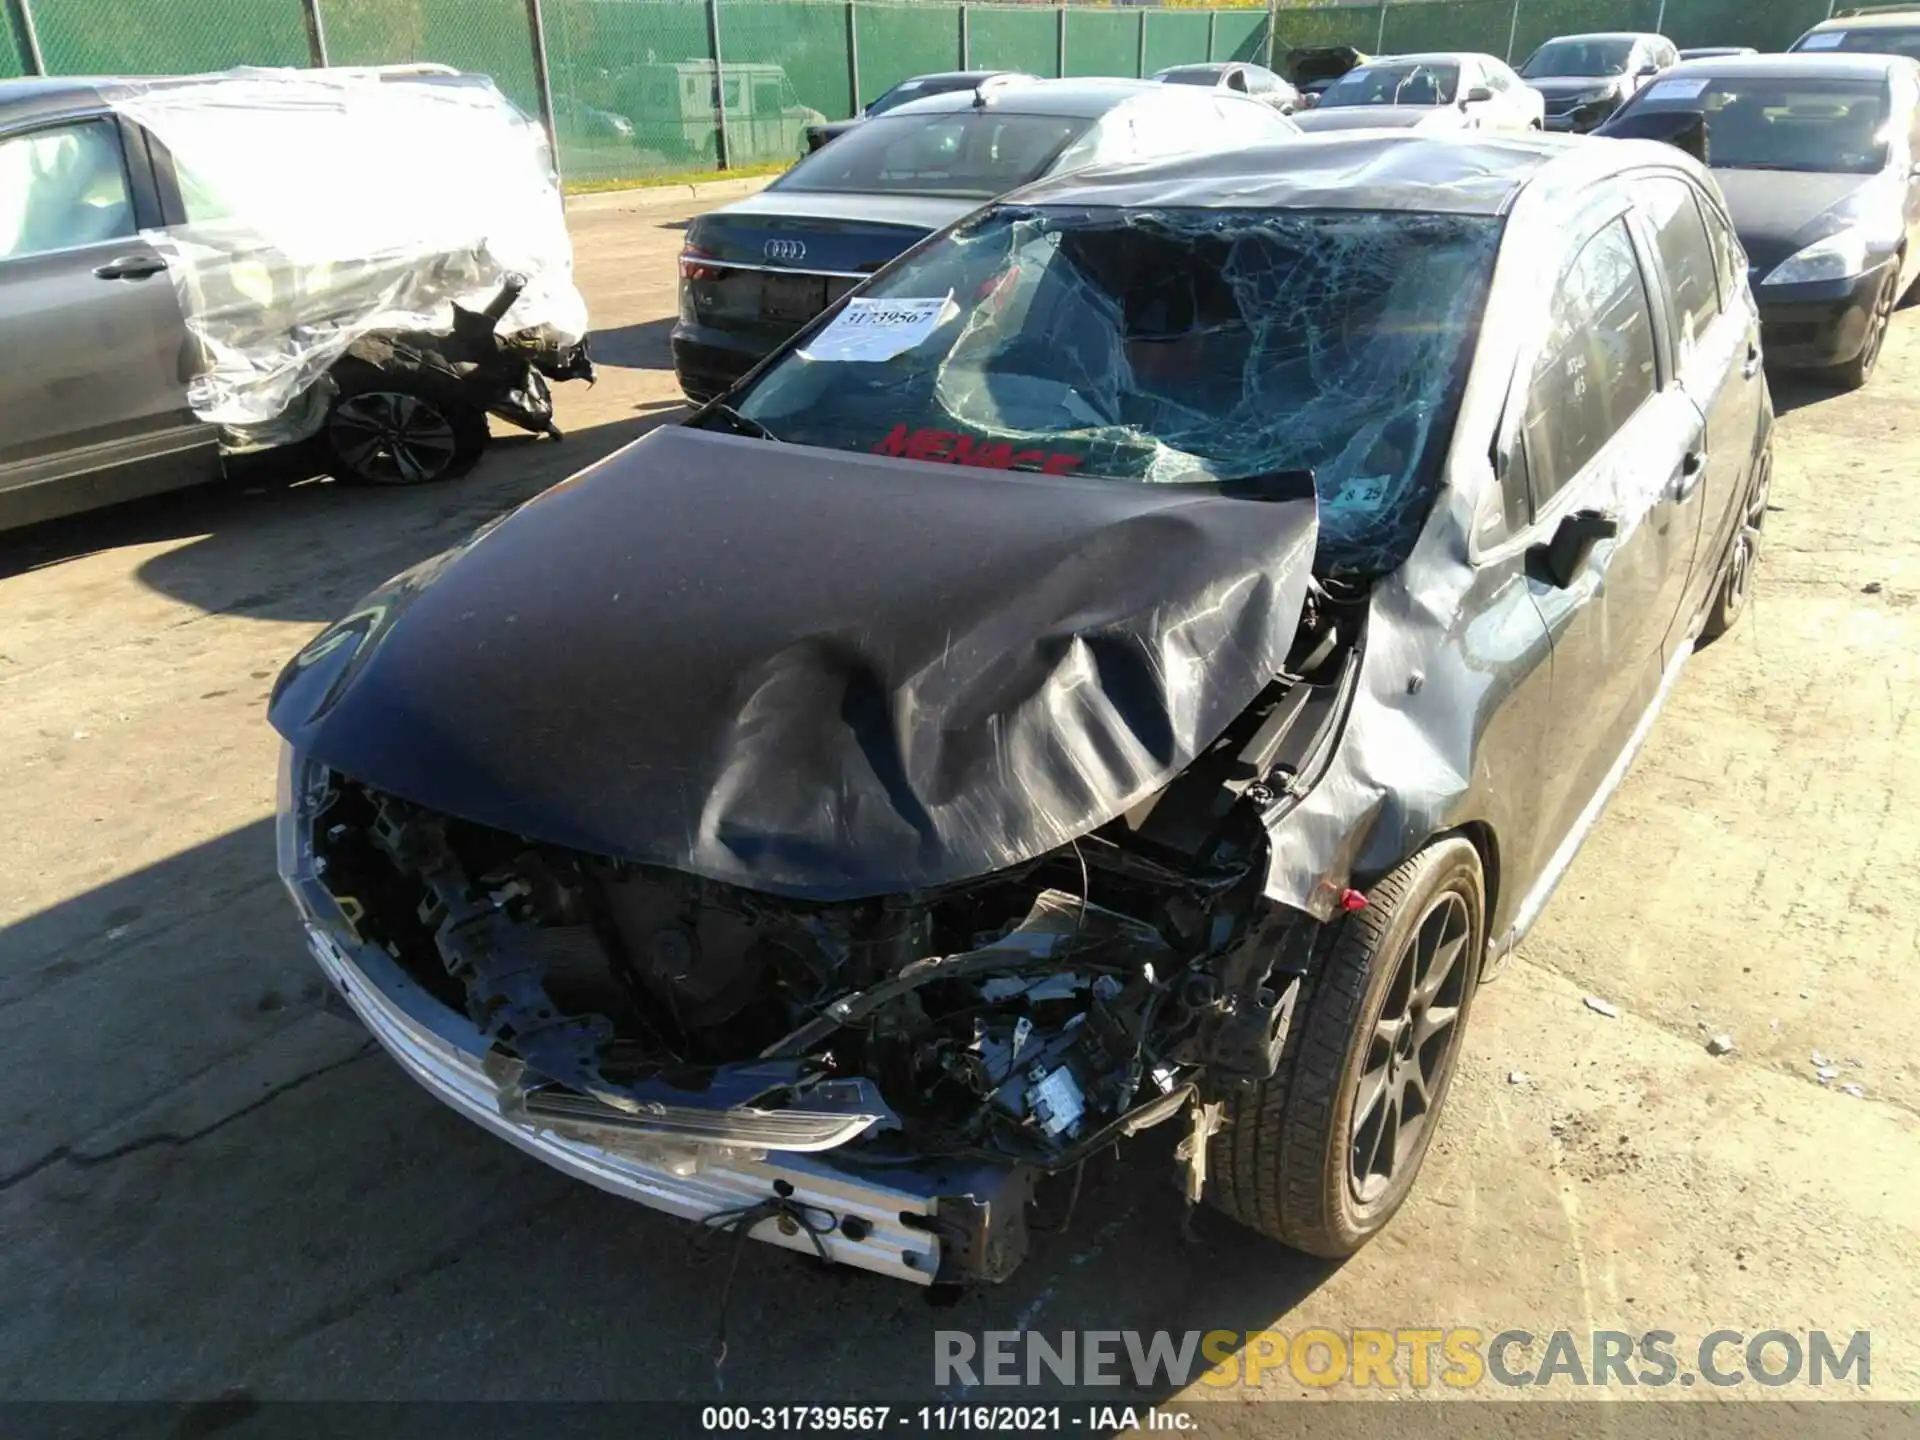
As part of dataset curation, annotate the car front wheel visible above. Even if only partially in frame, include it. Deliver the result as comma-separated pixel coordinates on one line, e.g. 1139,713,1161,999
1208,837,1485,1257
324,373,488,486
1827,265,1899,392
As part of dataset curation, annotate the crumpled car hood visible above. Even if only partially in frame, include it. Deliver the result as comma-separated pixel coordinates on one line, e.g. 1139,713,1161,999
269,426,1317,899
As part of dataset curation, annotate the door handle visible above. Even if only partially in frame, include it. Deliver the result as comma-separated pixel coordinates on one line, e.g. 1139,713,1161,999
1743,340,1762,378
93,255,168,281
1670,451,1706,503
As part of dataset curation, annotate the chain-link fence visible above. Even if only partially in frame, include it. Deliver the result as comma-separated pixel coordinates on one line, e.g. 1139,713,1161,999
1270,0,1839,63
2,0,1853,187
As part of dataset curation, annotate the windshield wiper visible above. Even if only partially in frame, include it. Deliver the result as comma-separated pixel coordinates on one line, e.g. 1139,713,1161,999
698,402,779,442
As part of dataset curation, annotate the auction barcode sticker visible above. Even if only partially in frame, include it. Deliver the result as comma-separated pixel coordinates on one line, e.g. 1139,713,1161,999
801,293,954,363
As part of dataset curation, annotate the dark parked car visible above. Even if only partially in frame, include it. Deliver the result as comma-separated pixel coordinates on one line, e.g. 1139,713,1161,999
1151,61,1299,113
0,69,590,531
1600,52,1920,388
275,132,1772,1287
1285,44,1370,107
802,70,1031,153
1520,31,1678,131
671,79,1300,401
1792,8,1920,60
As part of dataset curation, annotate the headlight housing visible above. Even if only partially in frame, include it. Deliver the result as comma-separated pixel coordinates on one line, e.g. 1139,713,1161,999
1762,225,1876,286
276,743,330,911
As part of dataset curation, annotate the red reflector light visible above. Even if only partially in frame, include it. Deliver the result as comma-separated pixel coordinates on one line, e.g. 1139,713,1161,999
679,245,723,283
1339,888,1369,912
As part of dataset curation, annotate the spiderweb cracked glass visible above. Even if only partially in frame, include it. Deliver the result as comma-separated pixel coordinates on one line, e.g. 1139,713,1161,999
933,207,1501,575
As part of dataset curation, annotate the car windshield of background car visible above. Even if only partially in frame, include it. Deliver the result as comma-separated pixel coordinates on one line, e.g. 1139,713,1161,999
1522,40,1635,78
1320,63,1462,107
774,112,1094,199
1630,75,1890,174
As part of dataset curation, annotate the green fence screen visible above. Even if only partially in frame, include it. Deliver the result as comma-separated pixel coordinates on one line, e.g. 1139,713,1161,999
32,0,307,74
1212,11,1268,61
1510,0,1661,61
1063,9,1133,78
1383,0,1514,58
1065,9,1136,77
1661,0,1830,52
0,0,1860,187
1271,4,1381,56
853,1,960,100
327,0,537,107
969,5,1059,77
1141,10,1211,75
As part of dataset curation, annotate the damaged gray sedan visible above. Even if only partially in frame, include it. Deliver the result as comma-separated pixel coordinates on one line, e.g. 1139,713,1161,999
272,132,1772,1285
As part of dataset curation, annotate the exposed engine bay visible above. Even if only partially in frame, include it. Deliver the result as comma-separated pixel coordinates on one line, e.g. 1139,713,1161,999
297,579,1364,1274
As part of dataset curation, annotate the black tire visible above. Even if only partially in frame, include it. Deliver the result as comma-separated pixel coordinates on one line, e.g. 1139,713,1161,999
324,370,488,487
1698,450,1770,645
1824,265,1898,392
1208,838,1485,1258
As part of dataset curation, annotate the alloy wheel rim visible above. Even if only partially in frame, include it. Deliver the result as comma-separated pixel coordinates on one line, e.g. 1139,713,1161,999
1862,276,1897,377
1727,532,1753,609
1349,890,1471,1205
331,392,459,484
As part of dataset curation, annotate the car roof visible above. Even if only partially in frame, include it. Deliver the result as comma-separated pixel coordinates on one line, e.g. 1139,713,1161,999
1809,9,1920,29
1005,131,1673,218
882,76,1175,120
1667,51,1904,78
1534,32,1663,44
1,66,472,125
0,75,115,121
1156,63,1235,75
1355,52,1488,66
888,70,1018,86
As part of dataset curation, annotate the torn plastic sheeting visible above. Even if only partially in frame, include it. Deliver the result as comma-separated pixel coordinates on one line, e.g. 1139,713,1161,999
106,71,587,429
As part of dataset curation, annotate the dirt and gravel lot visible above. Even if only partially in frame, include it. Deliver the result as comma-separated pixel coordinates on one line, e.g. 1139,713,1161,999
1,188,1916,1416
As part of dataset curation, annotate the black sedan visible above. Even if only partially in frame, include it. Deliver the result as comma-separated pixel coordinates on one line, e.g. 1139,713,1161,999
274,132,1771,1287
802,70,1031,153
1601,53,1920,388
671,78,1300,401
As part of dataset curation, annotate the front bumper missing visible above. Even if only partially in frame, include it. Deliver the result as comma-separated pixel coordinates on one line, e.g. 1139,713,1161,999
300,915,1026,1286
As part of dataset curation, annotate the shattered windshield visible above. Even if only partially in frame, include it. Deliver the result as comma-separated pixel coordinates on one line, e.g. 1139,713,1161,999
1319,62,1461,107
722,205,1502,576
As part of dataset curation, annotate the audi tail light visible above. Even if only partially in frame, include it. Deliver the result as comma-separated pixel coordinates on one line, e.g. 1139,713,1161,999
679,245,724,283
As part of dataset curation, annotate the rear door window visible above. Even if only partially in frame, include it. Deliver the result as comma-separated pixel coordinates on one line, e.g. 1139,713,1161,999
1522,217,1659,512
1639,176,1722,352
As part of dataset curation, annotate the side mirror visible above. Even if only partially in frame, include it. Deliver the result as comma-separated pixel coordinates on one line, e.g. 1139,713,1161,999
1636,63,1660,78
1530,509,1619,589
1463,85,1494,106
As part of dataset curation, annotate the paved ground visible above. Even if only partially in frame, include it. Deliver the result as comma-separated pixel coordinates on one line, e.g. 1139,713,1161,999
1,191,1916,1416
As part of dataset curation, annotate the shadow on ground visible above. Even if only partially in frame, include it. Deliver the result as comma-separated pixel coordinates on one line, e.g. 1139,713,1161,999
1767,370,1846,417
0,409,679,623
588,317,679,372
0,814,1338,1401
